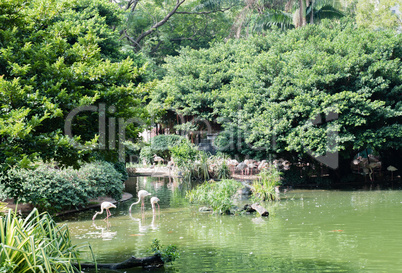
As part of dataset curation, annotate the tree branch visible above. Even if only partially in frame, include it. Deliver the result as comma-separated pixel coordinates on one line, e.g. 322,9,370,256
121,30,142,50
126,0,140,12
134,0,186,47
176,6,233,14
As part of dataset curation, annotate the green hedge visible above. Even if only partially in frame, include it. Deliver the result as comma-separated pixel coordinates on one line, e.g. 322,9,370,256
0,161,124,212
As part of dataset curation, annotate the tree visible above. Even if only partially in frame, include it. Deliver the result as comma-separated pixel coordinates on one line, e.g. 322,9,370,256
0,0,149,170
356,0,402,31
152,21,402,175
120,0,240,62
230,0,344,35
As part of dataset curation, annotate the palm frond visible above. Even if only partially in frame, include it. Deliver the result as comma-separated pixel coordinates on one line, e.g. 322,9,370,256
251,10,294,31
313,5,344,20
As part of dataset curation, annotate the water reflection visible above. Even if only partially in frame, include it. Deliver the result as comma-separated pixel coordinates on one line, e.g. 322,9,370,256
90,222,117,241
62,177,402,273
129,212,160,234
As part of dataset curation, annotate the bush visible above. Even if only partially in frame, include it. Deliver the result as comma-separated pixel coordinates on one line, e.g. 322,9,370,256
170,138,199,168
0,161,123,212
186,179,242,214
113,162,129,181
0,209,92,272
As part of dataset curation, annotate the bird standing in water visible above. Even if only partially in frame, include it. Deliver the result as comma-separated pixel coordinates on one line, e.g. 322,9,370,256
92,201,116,221
129,190,151,213
150,197,160,214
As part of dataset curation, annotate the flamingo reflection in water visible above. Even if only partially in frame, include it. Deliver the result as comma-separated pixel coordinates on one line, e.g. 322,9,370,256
91,222,117,241
129,211,159,233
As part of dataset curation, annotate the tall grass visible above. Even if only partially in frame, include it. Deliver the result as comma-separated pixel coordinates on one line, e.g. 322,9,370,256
0,209,93,272
252,168,282,201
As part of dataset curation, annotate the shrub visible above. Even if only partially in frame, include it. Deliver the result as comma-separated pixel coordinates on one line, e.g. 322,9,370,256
150,135,184,158
113,162,128,181
1,161,123,212
170,138,199,168
0,209,92,272
186,179,242,214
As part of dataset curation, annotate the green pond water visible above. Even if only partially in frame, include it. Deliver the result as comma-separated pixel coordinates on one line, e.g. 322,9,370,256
59,177,402,272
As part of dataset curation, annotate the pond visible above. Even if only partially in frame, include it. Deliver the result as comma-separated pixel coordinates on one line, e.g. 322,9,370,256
59,177,402,272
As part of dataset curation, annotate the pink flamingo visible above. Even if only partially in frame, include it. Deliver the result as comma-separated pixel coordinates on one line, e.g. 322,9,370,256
92,201,116,221
129,190,151,213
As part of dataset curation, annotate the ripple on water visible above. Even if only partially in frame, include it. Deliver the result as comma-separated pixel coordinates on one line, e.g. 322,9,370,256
62,178,402,273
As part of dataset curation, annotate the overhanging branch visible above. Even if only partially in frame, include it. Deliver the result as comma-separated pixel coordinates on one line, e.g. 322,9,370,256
133,0,186,46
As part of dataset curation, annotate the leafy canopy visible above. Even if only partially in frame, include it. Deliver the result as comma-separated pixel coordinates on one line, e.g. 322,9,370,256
0,0,149,170
152,20,402,165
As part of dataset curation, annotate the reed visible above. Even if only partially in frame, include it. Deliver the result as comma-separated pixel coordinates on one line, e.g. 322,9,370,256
0,208,94,272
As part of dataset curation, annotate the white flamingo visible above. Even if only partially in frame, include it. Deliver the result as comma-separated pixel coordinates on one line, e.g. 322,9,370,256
153,154,164,164
150,197,160,214
92,201,116,221
129,190,151,213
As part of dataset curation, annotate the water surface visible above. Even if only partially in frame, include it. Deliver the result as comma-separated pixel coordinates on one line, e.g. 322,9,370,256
60,177,402,272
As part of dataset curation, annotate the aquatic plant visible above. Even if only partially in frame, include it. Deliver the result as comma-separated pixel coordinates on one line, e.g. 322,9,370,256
186,179,242,214
149,239,180,264
0,209,93,272
252,168,282,201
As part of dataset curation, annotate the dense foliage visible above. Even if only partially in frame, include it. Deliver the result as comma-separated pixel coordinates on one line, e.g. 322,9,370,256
0,209,91,272
0,0,149,171
0,161,123,212
356,0,401,31
152,20,402,175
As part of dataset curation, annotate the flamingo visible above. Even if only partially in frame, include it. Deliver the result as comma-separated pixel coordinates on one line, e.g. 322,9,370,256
92,201,116,221
129,190,151,213
167,157,175,175
236,162,247,178
153,154,164,164
387,165,398,181
258,160,268,172
227,159,239,176
150,197,160,214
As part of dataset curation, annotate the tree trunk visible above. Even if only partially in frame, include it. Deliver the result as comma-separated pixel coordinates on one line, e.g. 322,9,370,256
309,1,314,24
77,254,164,270
251,203,269,217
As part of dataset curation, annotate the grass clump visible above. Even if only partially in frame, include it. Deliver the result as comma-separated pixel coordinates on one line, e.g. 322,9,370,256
186,179,242,214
